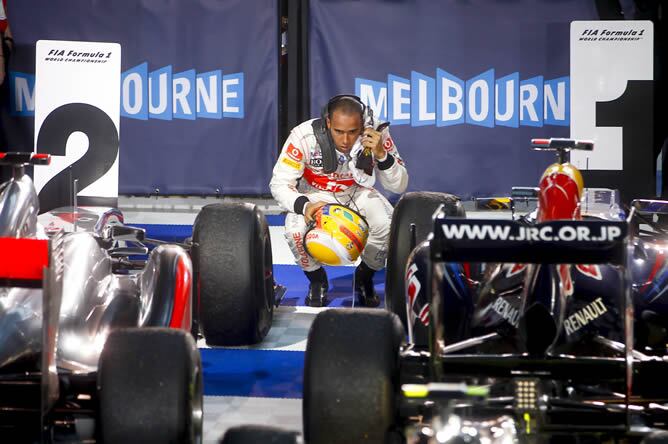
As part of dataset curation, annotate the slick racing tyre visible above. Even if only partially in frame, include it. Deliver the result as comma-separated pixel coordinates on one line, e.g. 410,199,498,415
97,328,203,444
304,309,404,444
192,203,274,346
385,191,465,330
220,425,299,444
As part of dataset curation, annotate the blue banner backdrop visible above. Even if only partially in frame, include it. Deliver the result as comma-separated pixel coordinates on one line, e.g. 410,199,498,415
309,0,599,199
7,0,277,195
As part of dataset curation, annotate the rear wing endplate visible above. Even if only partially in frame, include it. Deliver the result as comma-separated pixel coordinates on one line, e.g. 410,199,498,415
631,199,668,216
0,237,50,287
0,152,51,166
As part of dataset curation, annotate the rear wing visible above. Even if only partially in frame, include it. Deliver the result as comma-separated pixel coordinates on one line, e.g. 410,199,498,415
0,152,51,166
0,238,50,287
427,213,636,411
431,215,627,265
0,235,65,428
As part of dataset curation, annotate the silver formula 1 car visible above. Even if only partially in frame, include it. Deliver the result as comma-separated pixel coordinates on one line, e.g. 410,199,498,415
302,139,668,444
0,152,278,442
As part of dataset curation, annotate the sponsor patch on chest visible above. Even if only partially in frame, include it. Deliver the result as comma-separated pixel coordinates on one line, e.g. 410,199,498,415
286,144,303,162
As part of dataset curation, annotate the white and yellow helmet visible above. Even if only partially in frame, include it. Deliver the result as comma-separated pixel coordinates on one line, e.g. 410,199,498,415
304,204,369,266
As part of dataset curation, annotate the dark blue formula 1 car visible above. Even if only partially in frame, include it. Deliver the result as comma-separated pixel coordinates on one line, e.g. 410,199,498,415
302,139,668,444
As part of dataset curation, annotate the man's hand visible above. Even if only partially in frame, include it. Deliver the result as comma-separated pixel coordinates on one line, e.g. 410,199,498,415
362,128,386,160
304,201,327,223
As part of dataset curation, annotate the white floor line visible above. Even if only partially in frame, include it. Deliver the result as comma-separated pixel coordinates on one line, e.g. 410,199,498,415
203,396,302,443
198,306,329,351
123,210,198,225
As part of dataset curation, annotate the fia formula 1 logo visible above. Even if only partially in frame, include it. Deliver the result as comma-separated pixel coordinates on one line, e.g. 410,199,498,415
45,48,113,62
579,28,647,42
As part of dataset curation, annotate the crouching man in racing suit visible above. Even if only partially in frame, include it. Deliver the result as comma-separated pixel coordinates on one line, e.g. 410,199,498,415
269,95,408,307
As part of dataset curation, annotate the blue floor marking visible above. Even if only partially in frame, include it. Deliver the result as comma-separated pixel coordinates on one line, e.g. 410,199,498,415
201,349,304,398
135,214,285,243
266,214,286,226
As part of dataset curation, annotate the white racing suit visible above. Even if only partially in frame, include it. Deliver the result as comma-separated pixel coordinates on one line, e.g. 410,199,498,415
269,118,409,272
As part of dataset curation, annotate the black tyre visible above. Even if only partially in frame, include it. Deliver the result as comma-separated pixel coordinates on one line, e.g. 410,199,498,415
303,309,404,444
385,191,465,329
192,203,274,346
219,425,298,444
97,328,203,444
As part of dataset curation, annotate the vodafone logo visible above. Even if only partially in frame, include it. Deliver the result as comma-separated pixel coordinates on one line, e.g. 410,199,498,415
286,144,303,162
292,233,311,268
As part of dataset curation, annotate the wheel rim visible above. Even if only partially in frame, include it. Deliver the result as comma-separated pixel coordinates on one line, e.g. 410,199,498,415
190,358,204,444
254,225,274,341
263,229,274,312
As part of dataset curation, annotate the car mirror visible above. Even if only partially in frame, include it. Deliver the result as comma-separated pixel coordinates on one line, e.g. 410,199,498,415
109,246,149,257
631,199,668,216
110,225,146,242
511,187,539,200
